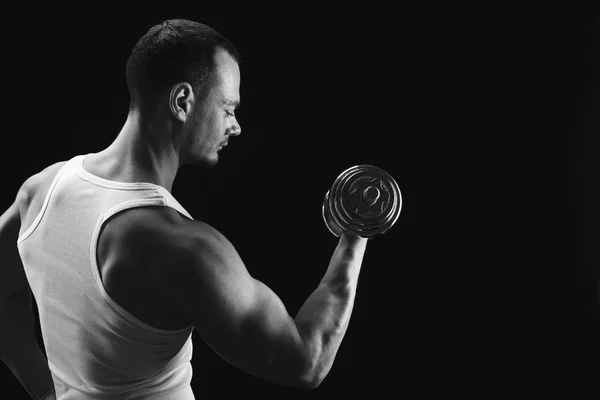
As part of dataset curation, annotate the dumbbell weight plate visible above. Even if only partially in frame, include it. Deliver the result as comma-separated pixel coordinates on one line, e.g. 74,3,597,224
322,165,402,239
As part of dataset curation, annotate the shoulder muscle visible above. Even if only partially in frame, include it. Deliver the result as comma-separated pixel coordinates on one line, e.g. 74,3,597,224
19,161,68,216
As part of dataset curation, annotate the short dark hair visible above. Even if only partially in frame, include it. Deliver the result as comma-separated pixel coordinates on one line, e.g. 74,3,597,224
125,19,240,114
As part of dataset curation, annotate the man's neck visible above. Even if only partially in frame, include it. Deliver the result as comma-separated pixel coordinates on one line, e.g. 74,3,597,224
103,113,180,192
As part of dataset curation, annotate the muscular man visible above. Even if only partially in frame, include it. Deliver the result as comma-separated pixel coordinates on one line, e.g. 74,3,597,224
0,19,368,399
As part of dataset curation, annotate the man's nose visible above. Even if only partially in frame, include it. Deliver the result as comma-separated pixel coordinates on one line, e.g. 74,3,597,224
229,121,242,137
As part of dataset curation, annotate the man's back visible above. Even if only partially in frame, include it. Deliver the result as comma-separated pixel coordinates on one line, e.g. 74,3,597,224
17,154,196,399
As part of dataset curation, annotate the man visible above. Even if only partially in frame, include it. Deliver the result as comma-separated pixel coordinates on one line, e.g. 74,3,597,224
0,19,368,399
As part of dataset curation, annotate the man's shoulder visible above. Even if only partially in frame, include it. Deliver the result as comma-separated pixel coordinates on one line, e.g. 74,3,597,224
23,160,68,191
18,160,69,222
104,206,219,256
106,206,233,292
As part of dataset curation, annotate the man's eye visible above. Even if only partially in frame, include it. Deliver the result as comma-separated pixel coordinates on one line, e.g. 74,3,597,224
225,110,235,117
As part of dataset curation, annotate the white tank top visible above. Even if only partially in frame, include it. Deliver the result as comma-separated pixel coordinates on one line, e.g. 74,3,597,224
17,153,196,399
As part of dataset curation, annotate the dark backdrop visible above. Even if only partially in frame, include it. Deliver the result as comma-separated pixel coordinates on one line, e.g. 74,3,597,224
2,5,600,398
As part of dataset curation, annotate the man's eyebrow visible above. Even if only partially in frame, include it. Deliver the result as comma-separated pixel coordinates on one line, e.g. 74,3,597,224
222,98,241,108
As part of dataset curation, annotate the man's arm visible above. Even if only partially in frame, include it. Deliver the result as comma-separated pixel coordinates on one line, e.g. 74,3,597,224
0,290,56,400
155,217,368,389
0,185,55,400
293,233,367,385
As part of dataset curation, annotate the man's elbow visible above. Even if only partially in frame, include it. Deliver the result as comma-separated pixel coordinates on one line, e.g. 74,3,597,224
304,375,326,390
268,334,330,389
291,357,328,390
292,373,325,390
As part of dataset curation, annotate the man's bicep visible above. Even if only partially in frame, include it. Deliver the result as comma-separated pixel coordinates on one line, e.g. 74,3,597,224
166,228,310,385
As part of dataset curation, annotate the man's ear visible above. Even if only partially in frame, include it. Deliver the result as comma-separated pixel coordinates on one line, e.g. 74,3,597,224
169,82,194,122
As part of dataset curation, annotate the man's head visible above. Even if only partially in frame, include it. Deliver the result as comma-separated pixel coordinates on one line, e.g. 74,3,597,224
125,19,242,167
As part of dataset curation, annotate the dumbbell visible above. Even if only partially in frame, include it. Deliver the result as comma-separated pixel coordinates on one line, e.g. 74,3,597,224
322,165,402,239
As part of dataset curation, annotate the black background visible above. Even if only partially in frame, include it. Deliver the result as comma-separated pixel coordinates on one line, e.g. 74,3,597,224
2,4,600,398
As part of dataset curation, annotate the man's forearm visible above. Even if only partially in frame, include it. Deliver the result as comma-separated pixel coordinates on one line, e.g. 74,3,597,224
0,296,55,400
294,233,367,387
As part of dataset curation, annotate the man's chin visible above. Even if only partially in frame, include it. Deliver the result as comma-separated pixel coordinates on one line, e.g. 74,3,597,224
198,154,219,168
182,148,220,169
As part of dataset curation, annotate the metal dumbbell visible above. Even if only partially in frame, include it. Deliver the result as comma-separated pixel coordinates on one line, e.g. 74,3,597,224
322,165,402,239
